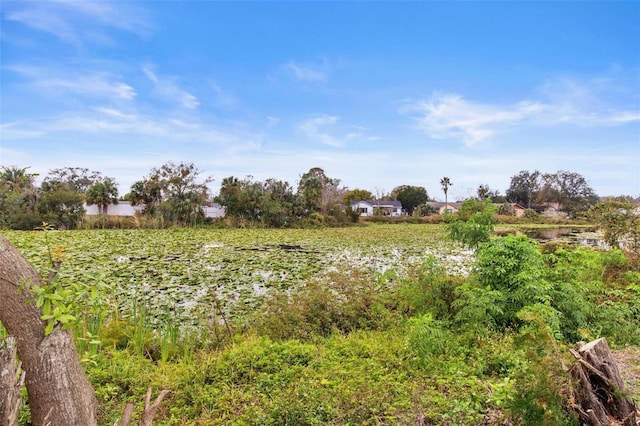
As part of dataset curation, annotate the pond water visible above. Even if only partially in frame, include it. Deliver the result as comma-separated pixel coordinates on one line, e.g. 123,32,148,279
496,227,608,249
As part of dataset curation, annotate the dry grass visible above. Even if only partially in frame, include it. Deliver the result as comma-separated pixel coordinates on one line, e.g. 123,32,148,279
612,347,640,408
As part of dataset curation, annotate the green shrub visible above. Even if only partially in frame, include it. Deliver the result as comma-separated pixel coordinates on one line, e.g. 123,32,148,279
454,235,589,340
447,199,496,249
406,313,452,361
255,270,397,340
398,256,464,320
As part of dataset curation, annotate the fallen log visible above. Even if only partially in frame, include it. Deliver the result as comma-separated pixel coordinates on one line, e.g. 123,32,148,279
569,337,638,425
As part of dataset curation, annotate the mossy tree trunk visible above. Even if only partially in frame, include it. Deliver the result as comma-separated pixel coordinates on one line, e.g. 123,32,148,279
0,235,97,425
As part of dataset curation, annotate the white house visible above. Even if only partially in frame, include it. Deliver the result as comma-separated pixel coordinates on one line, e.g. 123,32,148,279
84,201,143,216
85,202,226,218
202,204,226,218
425,201,462,215
350,200,404,217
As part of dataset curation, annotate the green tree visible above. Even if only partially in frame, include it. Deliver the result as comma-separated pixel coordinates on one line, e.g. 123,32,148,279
45,167,103,193
588,200,640,252
216,176,244,218
297,167,345,215
446,199,496,249
131,162,213,226
476,184,502,202
0,166,40,229
37,181,85,229
455,235,550,331
391,185,429,216
216,176,298,227
454,234,587,340
36,167,109,229
1,166,39,192
163,191,206,226
538,170,598,217
262,178,297,227
440,177,452,207
85,178,118,215
413,203,436,217
344,189,374,205
126,179,162,212
506,170,541,208
150,161,212,202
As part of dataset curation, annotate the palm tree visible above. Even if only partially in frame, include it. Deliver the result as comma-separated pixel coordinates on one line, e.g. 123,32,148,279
85,179,118,215
440,177,453,213
1,166,37,192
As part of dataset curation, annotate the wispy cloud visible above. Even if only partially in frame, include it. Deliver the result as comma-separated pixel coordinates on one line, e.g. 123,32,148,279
286,61,327,82
45,74,135,101
5,7,76,44
300,114,342,147
403,94,546,146
7,65,136,101
143,65,199,110
0,123,46,140
4,1,152,47
1,105,260,149
298,115,373,148
208,80,238,108
266,116,280,127
403,77,640,146
537,75,640,126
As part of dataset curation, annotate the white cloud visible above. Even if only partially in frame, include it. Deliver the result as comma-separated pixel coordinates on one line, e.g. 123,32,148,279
142,65,199,110
299,114,342,147
0,123,46,139
403,94,540,145
7,65,136,101
286,61,327,82
47,74,136,100
266,116,280,127
208,81,238,108
2,105,260,149
298,116,378,148
403,78,640,146
607,111,640,124
4,1,152,46
6,7,76,44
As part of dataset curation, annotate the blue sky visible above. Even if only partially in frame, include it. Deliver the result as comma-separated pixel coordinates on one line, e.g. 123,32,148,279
1,1,639,200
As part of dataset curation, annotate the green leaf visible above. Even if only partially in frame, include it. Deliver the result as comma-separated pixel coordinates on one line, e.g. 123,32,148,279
44,293,64,301
57,314,76,324
44,321,54,336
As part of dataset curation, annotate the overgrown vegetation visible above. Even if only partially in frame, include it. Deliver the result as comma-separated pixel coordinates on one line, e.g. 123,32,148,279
2,223,639,424
2,164,620,231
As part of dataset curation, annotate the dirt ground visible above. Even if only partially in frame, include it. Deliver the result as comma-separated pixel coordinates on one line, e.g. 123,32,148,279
612,346,640,410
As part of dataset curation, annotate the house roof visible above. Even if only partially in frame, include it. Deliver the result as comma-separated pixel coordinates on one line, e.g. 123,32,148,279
530,203,560,213
351,200,403,208
426,201,462,209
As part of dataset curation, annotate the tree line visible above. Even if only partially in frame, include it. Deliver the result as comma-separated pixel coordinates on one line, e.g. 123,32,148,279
0,161,623,230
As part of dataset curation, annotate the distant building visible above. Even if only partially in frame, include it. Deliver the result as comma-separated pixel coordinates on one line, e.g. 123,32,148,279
425,202,529,217
350,200,404,216
425,201,462,215
84,201,143,216
510,203,527,217
202,204,226,218
530,202,566,219
85,202,226,218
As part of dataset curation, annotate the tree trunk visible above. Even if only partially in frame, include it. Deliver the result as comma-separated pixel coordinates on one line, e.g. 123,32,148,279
569,337,637,426
0,337,24,426
0,234,97,425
